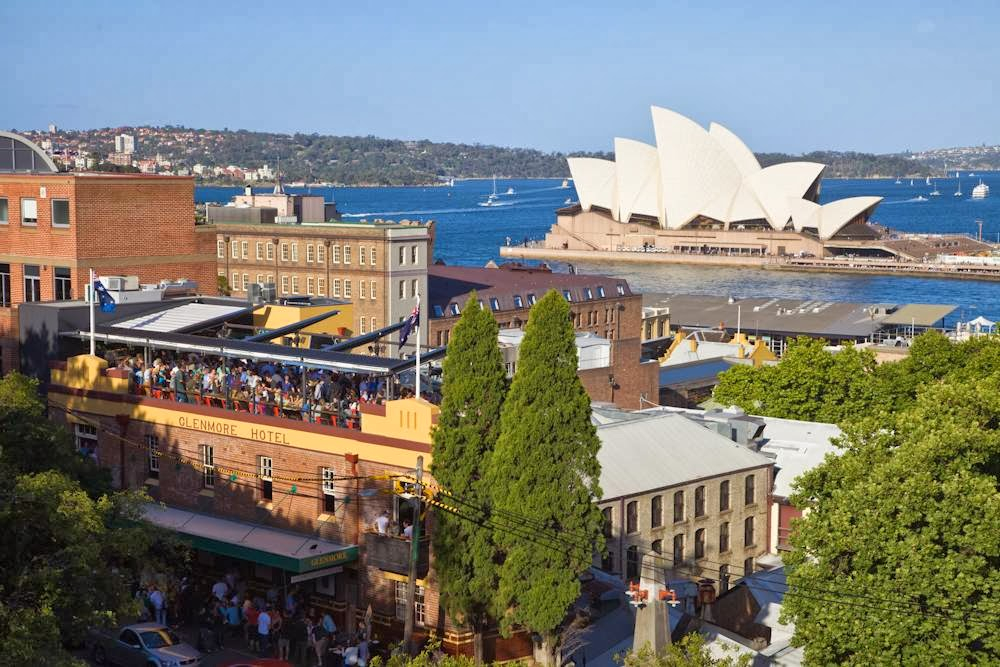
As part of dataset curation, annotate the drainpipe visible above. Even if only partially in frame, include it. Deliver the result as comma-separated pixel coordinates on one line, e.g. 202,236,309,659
345,452,361,633
114,414,131,489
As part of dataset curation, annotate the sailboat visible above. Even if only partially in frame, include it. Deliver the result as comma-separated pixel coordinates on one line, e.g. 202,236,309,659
478,175,501,207
504,186,515,195
954,179,963,197
895,177,902,184
909,179,914,186
929,180,941,196
925,176,932,186
560,179,570,189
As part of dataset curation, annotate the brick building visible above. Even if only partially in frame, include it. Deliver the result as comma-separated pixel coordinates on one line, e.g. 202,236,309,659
0,135,217,371
213,219,433,354
428,263,657,408
595,412,774,589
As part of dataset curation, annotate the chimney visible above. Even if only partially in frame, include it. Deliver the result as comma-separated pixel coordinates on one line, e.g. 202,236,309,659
697,579,717,623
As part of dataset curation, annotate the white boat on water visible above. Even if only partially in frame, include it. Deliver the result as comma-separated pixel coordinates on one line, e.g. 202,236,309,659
560,179,570,189
564,198,573,205
895,177,902,184
478,175,501,207
971,179,990,199
909,179,914,186
504,187,515,195
955,179,963,197
914,195,929,202
925,176,932,186
929,180,941,196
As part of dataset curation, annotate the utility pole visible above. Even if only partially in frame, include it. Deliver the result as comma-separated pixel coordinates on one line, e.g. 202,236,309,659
403,455,424,655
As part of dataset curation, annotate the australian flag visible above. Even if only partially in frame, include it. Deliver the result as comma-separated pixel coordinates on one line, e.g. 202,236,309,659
399,305,420,346
93,279,116,313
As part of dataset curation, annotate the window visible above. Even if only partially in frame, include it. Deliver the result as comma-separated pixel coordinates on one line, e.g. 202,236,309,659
317,278,325,296
0,264,11,307
398,246,406,265
411,246,418,264
695,528,706,559
512,295,523,308
317,244,326,264
597,286,606,298
744,516,755,547
601,507,613,538
332,279,341,297
306,244,315,263
359,246,366,265
584,287,593,300
719,522,730,553
146,434,160,479
260,456,273,501
267,274,274,284
673,490,685,523
651,495,663,528
626,545,639,581
242,274,249,291
616,284,626,296
695,485,706,517
370,247,377,265
50,199,69,228
370,280,377,301
201,445,215,488
21,198,37,225
281,276,289,294
672,534,684,565
266,242,274,261
241,240,248,259
343,245,351,264
652,539,663,554
343,280,351,298
290,243,299,262
256,273,263,284
322,468,336,513
744,557,754,577
527,293,537,305
626,501,638,534
449,303,460,316
231,240,239,258
399,280,406,300
232,272,239,292
331,245,340,263
23,265,41,302
489,297,500,311
256,242,263,260
359,318,367,335
370,317,377,333
563,289,572,302
411,279,418,298
395,581,425,625
0,197,7,224
53,267,72,300
720,480,730,511
307,277,314,295
745,475,755,505
433,304,444,318
74,423,98,461
217,239,225,259
291,276,299,294
281,243,289,261
359,280,366,299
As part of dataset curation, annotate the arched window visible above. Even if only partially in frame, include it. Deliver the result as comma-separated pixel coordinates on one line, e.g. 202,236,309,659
626,501,638,534
745,474,756,505
744,516,755,546
626,545,639,581
673,490,685,522
694,485,706,517
720,480,730,511
672,534,685,565
651,539,662,554
695,528,706,559
651,495,663,528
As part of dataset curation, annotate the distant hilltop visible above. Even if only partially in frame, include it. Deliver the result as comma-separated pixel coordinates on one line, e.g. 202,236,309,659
11,124,998,185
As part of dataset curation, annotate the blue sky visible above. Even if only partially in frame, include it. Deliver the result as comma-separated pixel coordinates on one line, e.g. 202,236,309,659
3,0,998,154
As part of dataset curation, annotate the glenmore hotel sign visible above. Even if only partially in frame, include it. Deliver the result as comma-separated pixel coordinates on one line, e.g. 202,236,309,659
177,415,291,445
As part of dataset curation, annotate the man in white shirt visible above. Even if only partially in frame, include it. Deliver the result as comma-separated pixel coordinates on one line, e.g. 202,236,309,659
148,585,166,626
257,606,272,656
402,520,413,539
375,510,390,535
211,579,228,601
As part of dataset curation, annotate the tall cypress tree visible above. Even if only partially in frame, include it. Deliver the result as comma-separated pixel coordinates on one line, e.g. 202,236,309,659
488,290,605,664
430,293,507,664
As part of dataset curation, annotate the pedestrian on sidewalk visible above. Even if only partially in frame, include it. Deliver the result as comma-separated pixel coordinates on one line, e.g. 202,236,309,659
257,604,273,657
148,584,166,626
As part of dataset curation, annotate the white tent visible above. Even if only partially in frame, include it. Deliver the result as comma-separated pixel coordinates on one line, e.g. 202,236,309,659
967,315,996,332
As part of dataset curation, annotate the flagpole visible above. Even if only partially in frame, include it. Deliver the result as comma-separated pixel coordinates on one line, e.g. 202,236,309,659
415,293,421,401
89,268,96,356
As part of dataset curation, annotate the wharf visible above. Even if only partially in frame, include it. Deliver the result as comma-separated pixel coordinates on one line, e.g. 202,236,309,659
498,246,1000,282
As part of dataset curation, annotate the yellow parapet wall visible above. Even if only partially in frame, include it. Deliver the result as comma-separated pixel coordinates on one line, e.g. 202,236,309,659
252,303,355,348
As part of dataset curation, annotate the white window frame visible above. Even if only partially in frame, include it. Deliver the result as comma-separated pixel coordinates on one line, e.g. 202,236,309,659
231,240,239,259
281,275,289,294
242,273,249,291
201,444,215,488
359,318,367,335
256,242,264,260
307,276,314,295
359,245,366,265
217,239,225,259
371,317,377,333
232,272,239,291
291,276,299,293
332,279,341,297
241,240,248,259
370,247,377,266
75,423,98,457
331,245,340,264
291,243,299,262
343,245,352,264
359,280,366,299
317,278,325,296
322,468,337,512
21,198,37,226
343,280,352,298
266,242,274,261
146,434,160,477
317,244,326,264
394,581,425,625
370,280,377,301
306,244,315,263
281,243,289,262
260,456,273,500
411,245,418,264
399,246,405,265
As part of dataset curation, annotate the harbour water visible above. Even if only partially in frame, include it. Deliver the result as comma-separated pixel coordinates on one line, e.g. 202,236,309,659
197,174,999,320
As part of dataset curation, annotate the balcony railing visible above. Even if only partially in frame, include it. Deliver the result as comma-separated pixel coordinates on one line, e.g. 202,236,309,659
365,532,429,578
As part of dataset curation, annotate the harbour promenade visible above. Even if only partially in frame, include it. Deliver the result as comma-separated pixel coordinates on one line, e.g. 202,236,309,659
499,244,1000,282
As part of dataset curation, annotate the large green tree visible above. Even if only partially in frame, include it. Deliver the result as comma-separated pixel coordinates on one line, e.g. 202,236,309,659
0,373,189,664
782,376,1000,664
487,290,605,664
431,293,507,664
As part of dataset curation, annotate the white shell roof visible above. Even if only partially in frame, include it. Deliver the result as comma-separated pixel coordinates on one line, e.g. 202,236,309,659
111,303,247,332
569,106,882,239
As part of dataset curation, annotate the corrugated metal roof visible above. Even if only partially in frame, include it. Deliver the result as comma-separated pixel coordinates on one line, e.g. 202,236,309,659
112,303,248,332
881,303,956,326
597,413,773,500
757,417,842,498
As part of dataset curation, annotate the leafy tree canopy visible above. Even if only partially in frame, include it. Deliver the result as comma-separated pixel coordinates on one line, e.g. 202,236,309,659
619,632,752,667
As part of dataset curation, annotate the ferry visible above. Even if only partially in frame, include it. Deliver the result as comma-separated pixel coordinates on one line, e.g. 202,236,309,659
971,179,990,199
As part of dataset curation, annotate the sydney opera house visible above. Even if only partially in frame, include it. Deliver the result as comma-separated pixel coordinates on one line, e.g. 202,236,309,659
542,106,885,258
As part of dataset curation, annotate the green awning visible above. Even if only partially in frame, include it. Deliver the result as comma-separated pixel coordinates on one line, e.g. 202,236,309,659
143,503,358,574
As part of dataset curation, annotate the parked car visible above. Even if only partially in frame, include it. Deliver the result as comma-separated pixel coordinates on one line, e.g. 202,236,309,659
220,660,293,667
87,623,201,666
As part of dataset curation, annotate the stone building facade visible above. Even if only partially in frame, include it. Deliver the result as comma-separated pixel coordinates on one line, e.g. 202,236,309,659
0,172,217,372
214,220,433,354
